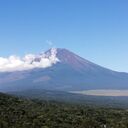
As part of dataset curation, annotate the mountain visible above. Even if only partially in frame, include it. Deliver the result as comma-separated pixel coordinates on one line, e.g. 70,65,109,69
0,48,128,92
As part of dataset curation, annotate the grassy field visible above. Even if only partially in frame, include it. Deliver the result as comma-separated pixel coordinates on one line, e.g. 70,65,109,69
71,90,128,96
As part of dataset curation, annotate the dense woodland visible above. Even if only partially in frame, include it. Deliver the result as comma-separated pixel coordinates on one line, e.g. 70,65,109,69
1,93,128,128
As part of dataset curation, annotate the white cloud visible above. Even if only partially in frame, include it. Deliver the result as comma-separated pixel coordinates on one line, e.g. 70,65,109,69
46,40,53,46
0,48,59,72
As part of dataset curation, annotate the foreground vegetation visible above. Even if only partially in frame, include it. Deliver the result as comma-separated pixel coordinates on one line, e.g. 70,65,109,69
1,93,128,128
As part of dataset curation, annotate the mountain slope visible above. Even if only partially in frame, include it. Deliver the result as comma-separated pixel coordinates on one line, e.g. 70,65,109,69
0,48,128,92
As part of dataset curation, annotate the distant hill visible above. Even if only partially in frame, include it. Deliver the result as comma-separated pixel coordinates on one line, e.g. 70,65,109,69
8,89,128,108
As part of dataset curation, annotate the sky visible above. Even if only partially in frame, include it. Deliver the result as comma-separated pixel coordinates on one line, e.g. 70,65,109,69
0,0,128,72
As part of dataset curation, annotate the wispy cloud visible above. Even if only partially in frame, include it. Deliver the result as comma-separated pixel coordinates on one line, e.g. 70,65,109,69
0,48,59,72
46,40,53,46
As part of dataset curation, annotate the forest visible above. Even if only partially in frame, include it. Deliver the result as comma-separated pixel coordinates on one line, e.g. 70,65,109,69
1,92,128,128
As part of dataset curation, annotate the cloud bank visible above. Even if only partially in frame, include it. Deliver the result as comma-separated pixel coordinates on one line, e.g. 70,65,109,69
0,48,59,72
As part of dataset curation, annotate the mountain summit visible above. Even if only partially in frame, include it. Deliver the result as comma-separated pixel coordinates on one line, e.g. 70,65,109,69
0,48,128,92
47,48,103,70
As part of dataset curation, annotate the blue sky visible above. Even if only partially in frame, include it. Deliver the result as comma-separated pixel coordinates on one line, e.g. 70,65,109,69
0,0,128,72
